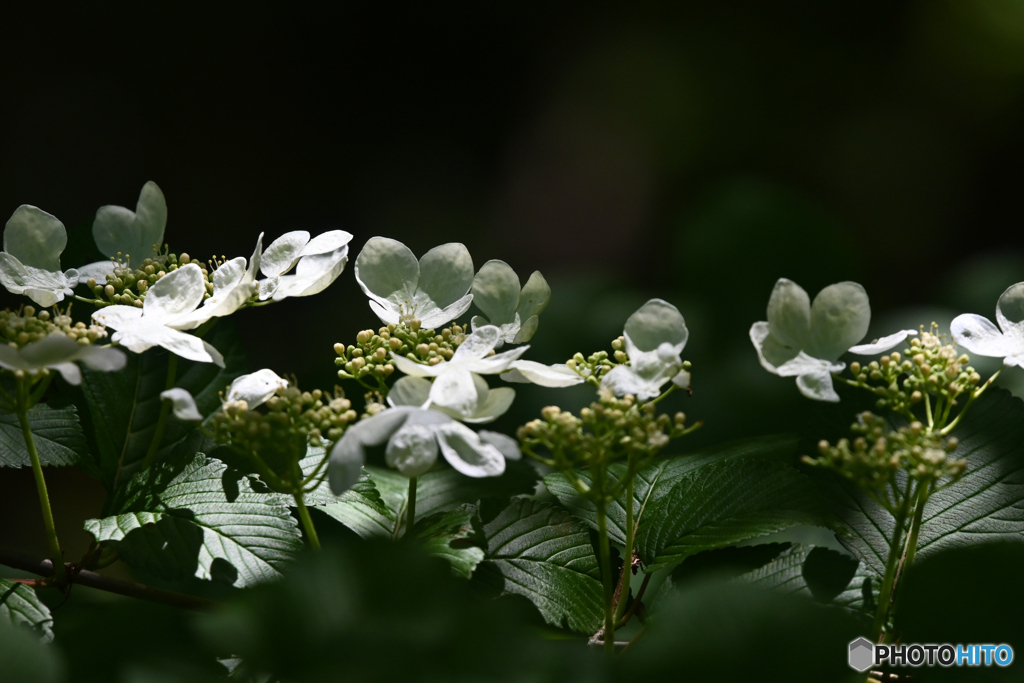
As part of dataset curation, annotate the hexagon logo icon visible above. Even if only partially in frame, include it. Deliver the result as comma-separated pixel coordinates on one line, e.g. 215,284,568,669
849,637,874,672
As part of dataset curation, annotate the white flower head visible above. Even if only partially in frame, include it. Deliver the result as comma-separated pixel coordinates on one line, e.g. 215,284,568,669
355,237,474,329
0,206,80,307
951,282,1024,367
78,182,167,280
173,233,264,330
327,405,505,494
0,335,125,385
160,388,203,421
470,260,551,346
91,264,225,366
390,325,527,416
224,368,290,409
750,278,917,402
501,360,585,388
258,229,353,302
388,374,515,424
601,299,688,401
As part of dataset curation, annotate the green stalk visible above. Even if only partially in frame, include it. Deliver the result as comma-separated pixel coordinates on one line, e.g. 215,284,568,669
405,476,418,538
143,354,178,471
596,496,616,653
871,480,913,640
896,484,929,595
16,377,67,585
293,493,321,551
614,470,636,622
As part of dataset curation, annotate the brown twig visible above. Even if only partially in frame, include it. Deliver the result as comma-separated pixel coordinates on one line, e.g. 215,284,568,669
0,547,219,612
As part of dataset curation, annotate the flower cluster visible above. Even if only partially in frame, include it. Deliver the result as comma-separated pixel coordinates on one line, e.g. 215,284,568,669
84,251,205,307
334,321,471,386
805,413,966,502
213,374,357,485
518,389,693,475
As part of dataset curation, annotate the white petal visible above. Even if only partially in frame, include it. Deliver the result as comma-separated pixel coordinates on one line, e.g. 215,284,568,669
478,430,521,460
511,314,539,345
92,182,167,267
133,181,168,266
369,299,401,325
387,376,432,407
600,365,664,401
516,271,551,320
390,353,441,378
451,326,501,362
796,369,840,402
502,360,583,388
260,230,310,277
75,346,128,372
806,281,871,362
417,292,474,329
74,260,116,282
142,264,206,322
385,421,439,477
19,335,85,367
461,386,515,424
464,344,529,375
0,255,71,306
996,282,1024,331
329,436,366,495
348,406,418,446
623,298,688,355
417,243,474,309
143,325,225,366
226,369,289,407
434,422,505,478
766,278,811,350
161,388,203,421
672,369,691,389
297,230,352,257
775,353,844,378
951,313,1018,358
354,236,420,303
848,329,918,355
4,205,67,272
212,257,247,294
428,367,479,414
92,305,144,331
0,344,28,371
270,245,348,300
471,260,520,325
48,362,81,385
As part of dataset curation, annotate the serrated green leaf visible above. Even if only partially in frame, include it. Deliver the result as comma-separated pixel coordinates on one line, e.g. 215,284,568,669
0,404,89,468
813,389,1024,579
415,504,485,579
79,321,246,492
741,543,876,613
636,458,833,571
84,451,302,587
0,579,53,642
543,434,799,546
480,498,604,634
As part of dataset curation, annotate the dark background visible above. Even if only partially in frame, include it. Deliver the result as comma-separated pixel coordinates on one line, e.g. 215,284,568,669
4,2,1024,561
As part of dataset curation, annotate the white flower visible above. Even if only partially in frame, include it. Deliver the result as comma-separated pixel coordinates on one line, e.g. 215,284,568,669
501,360,584,388
172,234,264,330
601,299,689,401
0,206,80,307
327,405,505,493
160,388,203,421
0,335,125,385
257,230,353,302
389,325,528,416
388,374,514,424
78,181,167,279
470,260,550,346
750,278,917,402
354,237,474,328
224,369,290,408
91,264,225,366
951,282,1024,367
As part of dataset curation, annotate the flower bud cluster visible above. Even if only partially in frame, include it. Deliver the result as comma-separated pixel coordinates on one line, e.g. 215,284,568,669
335,322,470,382
0,306,108,349
804,412,966,496
212,384,357,480
518,389,692,471
86,251,220,307
565,343,617,386
847,325,981,416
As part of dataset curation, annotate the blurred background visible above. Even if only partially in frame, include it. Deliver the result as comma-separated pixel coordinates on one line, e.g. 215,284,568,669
4,2,1024,561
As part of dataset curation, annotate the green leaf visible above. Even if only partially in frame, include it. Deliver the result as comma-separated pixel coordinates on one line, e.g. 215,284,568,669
0,404,89,468
543,434,799,546
84,451,302,587
79,320,246,492
742,544,868,608
414,504,485,579
636,457,833,571
813,389,1024,578
479,498,604,634
0,579,53,642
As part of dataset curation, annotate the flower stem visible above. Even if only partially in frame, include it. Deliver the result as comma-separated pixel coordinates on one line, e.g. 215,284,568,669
614,470,636,622
293,493,321,551
143,353,178,472
16,377,67,585
596,497,616,654
405,476,418,538
871,479,913,640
